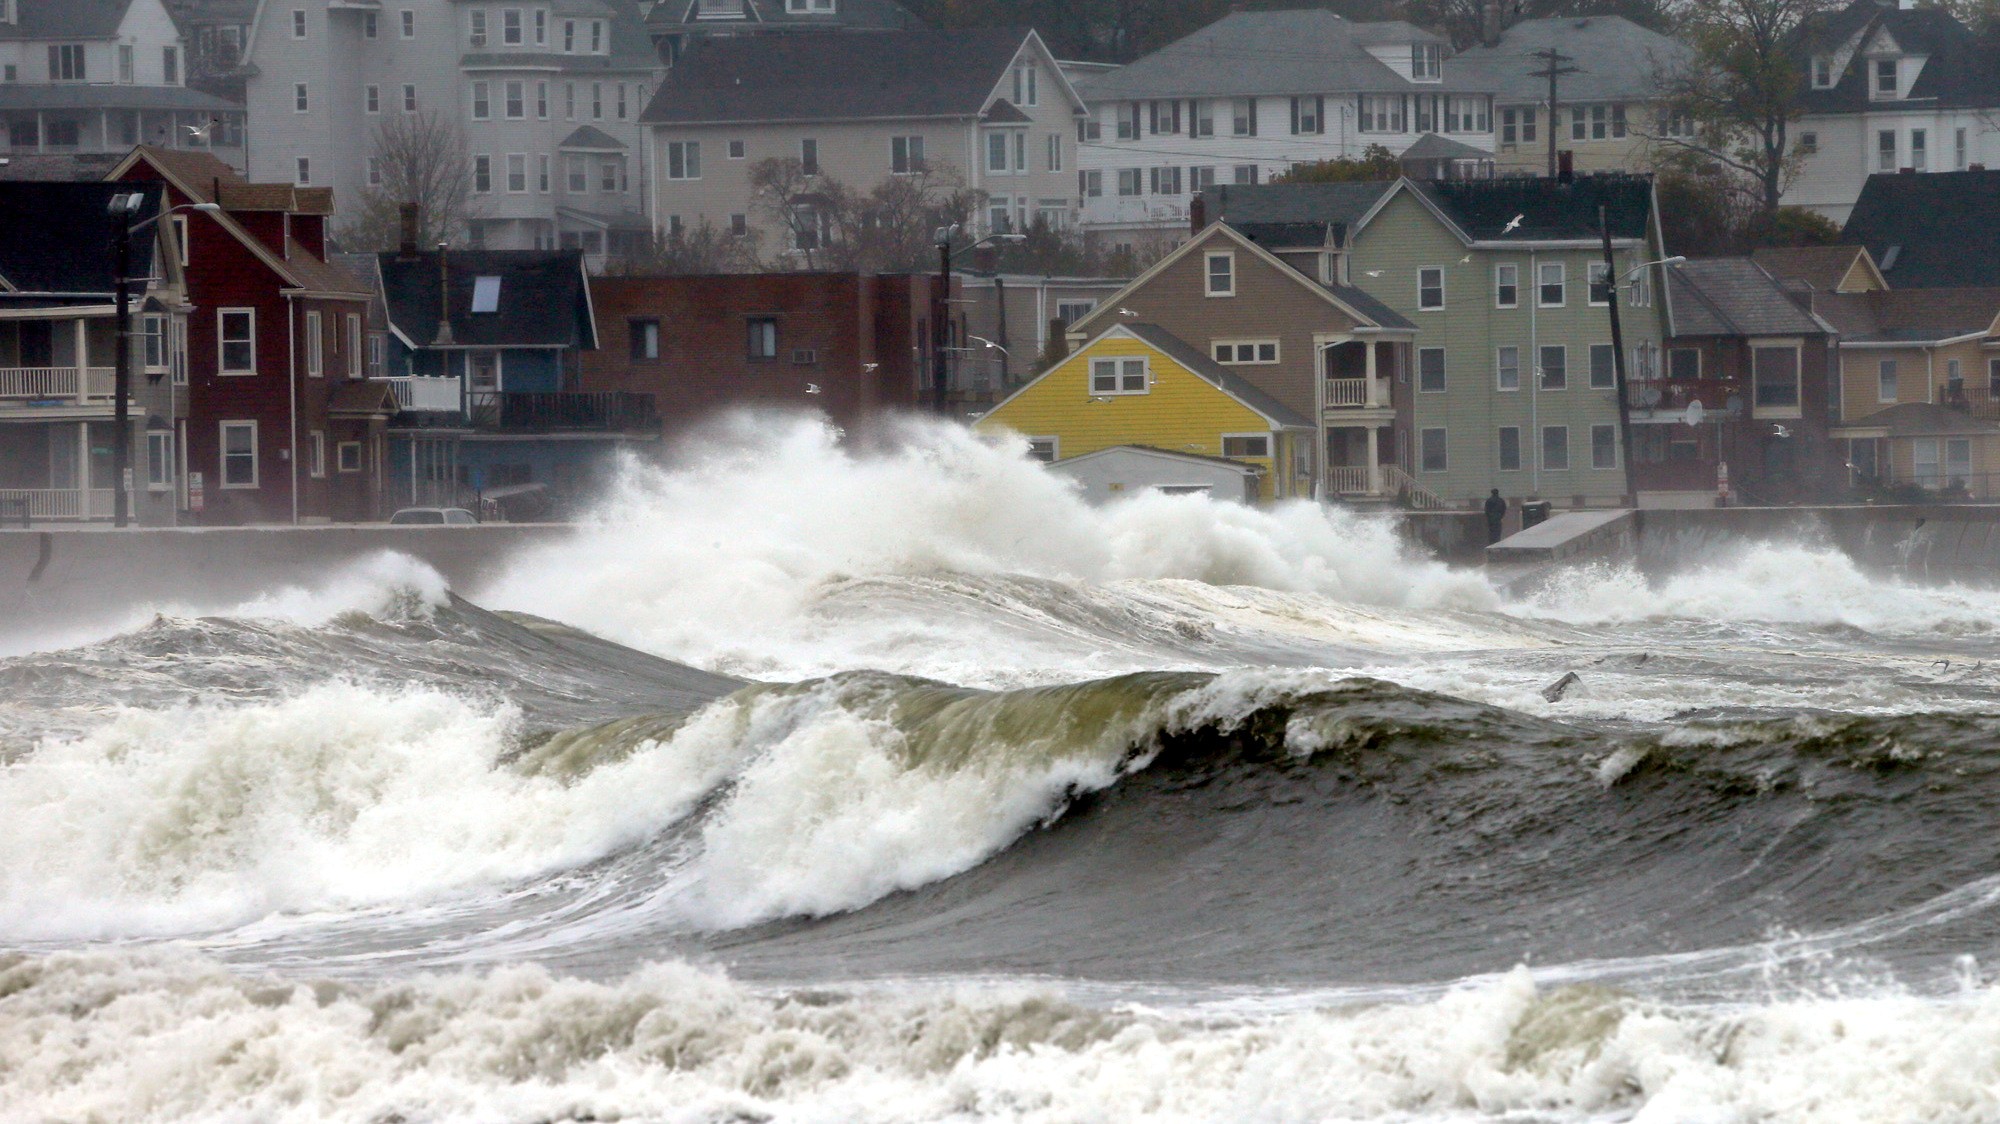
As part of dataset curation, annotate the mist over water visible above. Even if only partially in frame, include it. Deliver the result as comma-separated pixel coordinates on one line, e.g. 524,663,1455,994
9,414,2000,1121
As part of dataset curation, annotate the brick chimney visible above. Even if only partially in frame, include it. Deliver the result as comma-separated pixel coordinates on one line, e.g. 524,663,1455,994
398,203,421,259
1189,192,1207,233
1558,150,1575,184
1481,0,1503,47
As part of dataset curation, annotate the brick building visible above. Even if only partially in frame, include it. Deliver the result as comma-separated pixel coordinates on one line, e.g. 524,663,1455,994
580,272,938,435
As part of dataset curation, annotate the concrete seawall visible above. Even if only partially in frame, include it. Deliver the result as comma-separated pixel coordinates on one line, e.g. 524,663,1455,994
0,525,576,654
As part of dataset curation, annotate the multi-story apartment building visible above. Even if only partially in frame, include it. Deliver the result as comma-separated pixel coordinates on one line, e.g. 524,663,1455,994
643,0,920,63
1074,9,1493,253
640,27,1084,252
0,0,245,167
242,0,664,263
169,0,258,102
1450,16,1688,177
1784,0,2000,222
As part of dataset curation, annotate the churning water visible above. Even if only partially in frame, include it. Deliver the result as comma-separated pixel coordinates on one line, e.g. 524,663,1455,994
8,415,2000,1122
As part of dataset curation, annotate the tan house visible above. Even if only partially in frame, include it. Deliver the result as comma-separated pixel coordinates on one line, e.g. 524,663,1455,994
1064,220,1416,501
639,27,1085,253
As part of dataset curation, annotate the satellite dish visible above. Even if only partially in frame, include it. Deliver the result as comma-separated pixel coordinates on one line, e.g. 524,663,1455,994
1683,399,1704,427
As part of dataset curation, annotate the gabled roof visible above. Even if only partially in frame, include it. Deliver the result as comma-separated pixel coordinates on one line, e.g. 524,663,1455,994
0,181,161,294
985,321,1311,430
648,0,921,34
1797,0,2000,113
0,152,124,182
1841,171,2000,289
640,26,1056,125
1749,244,1885,292
1665,258,1828,338
1054,444,1264,474
1074,9,1480,100
376,249,597,350
558,125,627,150
1450,16,1688,104
1230,220,1341,251
1400,132,1490,161
1814,286,2000,342
1837,402,2000,438
1405,174,1654,243
1208,180,1396,239
0,0,134,40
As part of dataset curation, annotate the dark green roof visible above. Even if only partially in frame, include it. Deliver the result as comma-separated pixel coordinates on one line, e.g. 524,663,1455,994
1843,171,2000,289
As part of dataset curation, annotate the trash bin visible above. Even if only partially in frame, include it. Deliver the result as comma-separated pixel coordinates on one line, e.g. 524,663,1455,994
1520,500,1552,530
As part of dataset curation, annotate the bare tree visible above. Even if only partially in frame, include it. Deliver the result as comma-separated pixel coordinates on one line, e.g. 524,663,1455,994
599,220,765,275
339,111,479,250
749,157,982,272
1652,0,1836,215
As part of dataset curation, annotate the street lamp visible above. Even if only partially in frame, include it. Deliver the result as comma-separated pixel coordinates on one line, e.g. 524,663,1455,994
107,193,220,527
932,225,1025,415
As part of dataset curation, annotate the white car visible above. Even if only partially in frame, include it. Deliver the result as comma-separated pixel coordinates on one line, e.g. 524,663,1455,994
388,507,479,526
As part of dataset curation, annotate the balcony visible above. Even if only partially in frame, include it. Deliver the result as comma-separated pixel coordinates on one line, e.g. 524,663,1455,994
468,391,658,432
1626,377,1743,417
1325,377,1392,409
0,366,117,405
378,375,464,413
1939,382,2000,420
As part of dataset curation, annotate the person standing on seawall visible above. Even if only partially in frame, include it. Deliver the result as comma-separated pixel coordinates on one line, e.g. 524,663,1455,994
1484,488,1508,544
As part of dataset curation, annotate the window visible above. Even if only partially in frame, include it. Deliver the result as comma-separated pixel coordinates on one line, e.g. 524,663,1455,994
1589,343,1617,389
600,159,623,192
1232,98,1258,136
563,18,575,50
1211,341,1278,364
1115,103,1139,140
1190,165,1216,192
368,334,384,377
470,9,487,46
538,154,550,192
1090,356,1149,394
987,131,1009,173
1418,267,1444,310
1013,63,1037,107
1205,252,1234,296
1753,345,1799,410
591,82,602,118
473,155,491,192
1496,345,1520,391
292,8,307,36
1878,129,1896,171
118,44,133,83
891,135,924,174
162,46,176,85
630,318,660,360
1910,128,1927,172
505,81,524,118
1289,95,1323,135
1358,94,1403,133
503,8,522,44
337,442,362,473
1082,170,1103,197
1947,358,1963,389
1233,164,1259,186
346,315,362,378
1542,425,1569,471
294,83,309,112
468,351,500,391
1957,128,1970,170
402,9,415,36
1497,426,1521,471
565,83,575,118
728,139,746,159
1539,345,1566,389
220,421,257,487
471,81,490,119
1418,347,1446,392
1592,425,1617,469
365,85,380,113
747,317,777,359
305,310,323,376
1669,348,1700,380
1149,166,1181,195
470,275,502,313
1494,263,1519,307
1222,434,1271,458
1874,57,1897,97
363,10,377,37
48,43,85,80
218,309,254,373
507,154,527,192
535,9,547,44
1799,131,1817,155
170,214,188,267
1027,437,1058,463
1047,133,1062,173
1879,358,1899,401
591,19,602,50
1411,42,1441,79
1420,427,1447,472
1192,100,1214,137
1588,261,1613,305
1056,300,1095,326
1990,357,2000,398
666,141,700,179
1117,168,1142,196
403,84,417,112
1538,262,1565,306
800,138,818,176
730,213,748,237
308,431,326,478
1812,55,1832,87
1500,106,1535,146
567,156,588,191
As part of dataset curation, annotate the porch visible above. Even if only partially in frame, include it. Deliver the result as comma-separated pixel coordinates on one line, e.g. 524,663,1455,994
1322,339,1398,414
1324,423,1402,500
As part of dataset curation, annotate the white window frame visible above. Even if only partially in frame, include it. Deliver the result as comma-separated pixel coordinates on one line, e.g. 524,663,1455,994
403,84,417,112
1538,262,1565,307
1496,344,1520,391
1089,355,1150,395
365,84,380,113
1205,251,1235,297
337,441,363,473
505,80,525,119
292,8,307,37
1591,423,1618,470
217,308,255,374
502,8,523,44
1541,424,1570,471
1211,339,1279,364
294,82,309,112
1539,344,1567,390
1879,358,1899,402
1494,262,1518,308
346,314,363,378
220,420,258,488
1587,261,1613,306
472,81,490,119
665,141,700,180
305,309,323,376
1497,425,1522,472
401,9,415,37
1026,436,1058,462
1221,432,1272,459
309,430,326,478
507,153,527,193
147,430,176,490
1419,427,1447,473
1418,266,1444,311
1417,346,1446,393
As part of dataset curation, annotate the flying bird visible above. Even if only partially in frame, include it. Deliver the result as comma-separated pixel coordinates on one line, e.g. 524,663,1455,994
1502,214,1525,234
1118,307,1138,316
861,362,879,371
805,383,822,395
1362,269,1384,277
1459,254,1473,264
184,119,214,141
1772,423,1791,438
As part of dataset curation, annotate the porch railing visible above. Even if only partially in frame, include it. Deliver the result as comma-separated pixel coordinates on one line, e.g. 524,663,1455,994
1325,377,1391,408
1381,464,1447,510
0,487,125,521
378,375,464,413
468,390,659,431
1325,465,1377,495
0,366,117,401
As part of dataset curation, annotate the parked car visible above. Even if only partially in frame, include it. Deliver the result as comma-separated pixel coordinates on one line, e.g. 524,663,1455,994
388,507,480,525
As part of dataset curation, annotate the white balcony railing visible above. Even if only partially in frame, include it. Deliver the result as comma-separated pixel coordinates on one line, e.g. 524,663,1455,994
0,488,124,521
0,366,117,401
379,376,464,413
1325,377,1391,409
1325,465,1378,495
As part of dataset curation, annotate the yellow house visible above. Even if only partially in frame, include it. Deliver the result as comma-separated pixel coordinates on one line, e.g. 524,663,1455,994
974,322,1314,502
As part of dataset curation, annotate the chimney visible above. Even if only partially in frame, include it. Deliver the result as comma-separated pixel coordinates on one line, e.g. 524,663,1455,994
1481,0,1502,47
1971,163,1988,171
430,242,455,348
1189,192,1207,233
398,203,420,257
1557,149,1575,184
1899,165,1916,174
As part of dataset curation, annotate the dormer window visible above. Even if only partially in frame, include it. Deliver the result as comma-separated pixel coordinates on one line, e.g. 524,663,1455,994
1812,55,1832,87
785,0,836,11
1411,43,1441,80
1873,57,1898,97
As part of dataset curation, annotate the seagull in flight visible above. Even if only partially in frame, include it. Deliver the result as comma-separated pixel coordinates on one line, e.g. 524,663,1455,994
1772,423,1791,438
1118,307,1139,316
1502,213,1525,234
861,362,879,372
1362,269,1384,277
185,118,216,141
1459,254,1473,263
805,383,822,395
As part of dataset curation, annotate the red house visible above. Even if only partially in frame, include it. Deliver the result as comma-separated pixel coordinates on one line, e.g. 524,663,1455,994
109,147,383,524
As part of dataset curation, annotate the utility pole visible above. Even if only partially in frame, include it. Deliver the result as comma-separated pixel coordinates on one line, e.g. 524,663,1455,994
1600,205,1636,507
933,229,952,414
109,193,142,529
1528,47,1580,179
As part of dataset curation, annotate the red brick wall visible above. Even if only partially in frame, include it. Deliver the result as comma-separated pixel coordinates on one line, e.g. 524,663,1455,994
579,273,933,437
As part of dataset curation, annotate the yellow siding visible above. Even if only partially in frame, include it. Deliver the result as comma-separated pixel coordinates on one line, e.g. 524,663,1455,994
975,334,1286,500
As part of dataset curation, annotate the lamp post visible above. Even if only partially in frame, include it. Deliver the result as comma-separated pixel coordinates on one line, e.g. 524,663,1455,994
931,226,1025,415
107,193,220,528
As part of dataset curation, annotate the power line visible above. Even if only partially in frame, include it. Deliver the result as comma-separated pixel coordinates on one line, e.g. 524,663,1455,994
1526,47,1581,177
